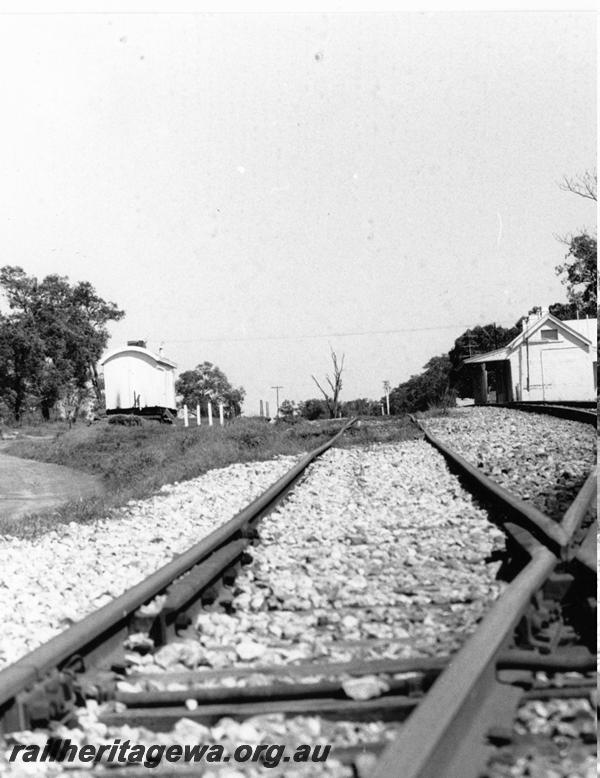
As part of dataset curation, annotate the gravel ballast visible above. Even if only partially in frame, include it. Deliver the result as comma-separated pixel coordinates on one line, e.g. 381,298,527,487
422,407,596,519
122,440,506,681
486,696,596,778
0,457,298,669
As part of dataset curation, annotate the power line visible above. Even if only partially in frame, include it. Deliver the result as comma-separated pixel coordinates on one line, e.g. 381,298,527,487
148,320,518,345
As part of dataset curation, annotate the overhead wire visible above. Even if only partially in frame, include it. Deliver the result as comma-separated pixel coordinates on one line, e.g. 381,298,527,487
149,320,518,345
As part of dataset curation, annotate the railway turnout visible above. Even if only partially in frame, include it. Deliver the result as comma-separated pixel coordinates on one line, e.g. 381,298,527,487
0,408,596,777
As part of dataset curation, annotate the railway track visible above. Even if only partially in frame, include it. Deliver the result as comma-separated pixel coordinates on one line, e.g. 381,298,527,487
0,409,595,777
499,401,597,426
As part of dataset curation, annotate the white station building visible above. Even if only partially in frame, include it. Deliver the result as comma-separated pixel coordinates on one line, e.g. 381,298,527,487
464,310,597,404
101,341,177,416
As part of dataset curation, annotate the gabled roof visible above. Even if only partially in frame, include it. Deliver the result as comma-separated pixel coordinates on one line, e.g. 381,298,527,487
464,313,595,365
518,313,592,345
101,345,177,369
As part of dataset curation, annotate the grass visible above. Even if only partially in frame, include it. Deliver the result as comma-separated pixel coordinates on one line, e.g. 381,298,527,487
2,415,420,539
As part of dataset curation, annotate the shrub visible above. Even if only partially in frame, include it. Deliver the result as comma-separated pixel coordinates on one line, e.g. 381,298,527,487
225,419,272,448
108,414,143,426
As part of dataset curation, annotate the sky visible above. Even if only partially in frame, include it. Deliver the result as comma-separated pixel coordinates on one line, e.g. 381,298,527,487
0,11,595,415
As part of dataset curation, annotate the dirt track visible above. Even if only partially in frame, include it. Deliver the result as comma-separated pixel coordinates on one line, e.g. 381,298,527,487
0,446,103,522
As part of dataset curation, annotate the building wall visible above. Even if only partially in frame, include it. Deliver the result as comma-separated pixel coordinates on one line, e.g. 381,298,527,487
103,350,176,410
511,326,595,402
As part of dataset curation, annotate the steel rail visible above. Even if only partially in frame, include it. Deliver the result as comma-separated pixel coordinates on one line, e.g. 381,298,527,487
0,418,356,731
410,416,574,556
500,401,597,426
372,462,596,778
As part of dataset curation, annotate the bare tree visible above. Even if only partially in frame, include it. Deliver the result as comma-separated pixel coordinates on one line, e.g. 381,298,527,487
554,169,597,246
559,170,597,201
311,349,345,418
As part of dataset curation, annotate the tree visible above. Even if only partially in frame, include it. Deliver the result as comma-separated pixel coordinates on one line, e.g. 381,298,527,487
297,398,329,420
548,301,580,320
448,323,520,398
278,399,297,420
389,355,455,414
0,266,124,420
0,315,44,420
554,233,597,318
176,362,245,417
551,170,597,319
341,398,381,416
311,349,345,418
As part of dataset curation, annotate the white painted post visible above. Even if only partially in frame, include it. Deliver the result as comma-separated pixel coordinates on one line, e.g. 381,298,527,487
196,404,201,426
208,402,213,426
219,402,224,426
183,404,189,427
381,403,385,416
259,400,264,417
265,401,270,419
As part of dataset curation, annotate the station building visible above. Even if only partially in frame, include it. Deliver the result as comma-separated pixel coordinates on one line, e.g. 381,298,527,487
464,310,597,404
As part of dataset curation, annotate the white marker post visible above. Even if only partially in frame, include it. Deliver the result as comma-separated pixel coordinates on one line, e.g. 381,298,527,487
383,380,391,416
259,400,264,418
219,402,224,426
208,402,213,426
196,404,201,426
183,404,189,427
265,401,270,419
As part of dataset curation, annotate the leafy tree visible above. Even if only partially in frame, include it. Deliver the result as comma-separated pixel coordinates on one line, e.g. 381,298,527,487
389,355,455,414
554,234,597,318
0,266,124,420
448,323,520,398
278,399,297,420
311,349,345,418
341,398,381,416
297,398,329,420
548,301,579,320
551,170,597,319
176,362,245,417
0,315,44,420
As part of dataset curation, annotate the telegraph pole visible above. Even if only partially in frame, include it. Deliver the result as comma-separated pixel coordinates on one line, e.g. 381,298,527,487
271,386,283,418
383,380,391,416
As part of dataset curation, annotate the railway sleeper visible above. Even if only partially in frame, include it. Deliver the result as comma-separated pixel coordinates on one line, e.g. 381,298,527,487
7,560,594,738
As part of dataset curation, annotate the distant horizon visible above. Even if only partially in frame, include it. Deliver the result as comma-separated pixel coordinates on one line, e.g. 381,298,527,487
101,304,597,413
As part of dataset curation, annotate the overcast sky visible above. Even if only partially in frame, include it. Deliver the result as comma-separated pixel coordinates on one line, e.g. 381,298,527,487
0,11,595,414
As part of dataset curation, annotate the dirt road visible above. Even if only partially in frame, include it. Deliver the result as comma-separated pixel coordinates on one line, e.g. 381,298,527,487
0,447,103,522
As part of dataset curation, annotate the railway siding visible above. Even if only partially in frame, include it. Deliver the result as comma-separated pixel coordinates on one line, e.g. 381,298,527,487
422,407,596,519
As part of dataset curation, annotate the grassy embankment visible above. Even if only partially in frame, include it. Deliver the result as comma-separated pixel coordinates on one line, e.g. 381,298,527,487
3,416,420,538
